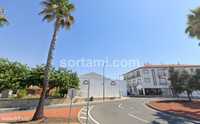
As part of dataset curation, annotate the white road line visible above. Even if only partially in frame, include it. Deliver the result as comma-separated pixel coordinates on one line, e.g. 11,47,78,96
118,103,123,109
128,113,150,123
80,116,87,119
88,106,101,124
81,112,87,115
82,108,87,111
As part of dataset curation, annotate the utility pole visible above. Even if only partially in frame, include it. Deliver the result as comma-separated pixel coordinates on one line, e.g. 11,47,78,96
103,63,106,102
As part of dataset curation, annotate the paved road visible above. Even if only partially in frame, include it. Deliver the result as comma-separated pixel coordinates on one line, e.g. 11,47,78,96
89,98,200,124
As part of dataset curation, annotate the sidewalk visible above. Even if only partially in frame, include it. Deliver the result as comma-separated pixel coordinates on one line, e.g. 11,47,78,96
0,107,81,124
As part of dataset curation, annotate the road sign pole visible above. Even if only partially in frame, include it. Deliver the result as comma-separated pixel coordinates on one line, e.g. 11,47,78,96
68,97,73,124
67,88,76,124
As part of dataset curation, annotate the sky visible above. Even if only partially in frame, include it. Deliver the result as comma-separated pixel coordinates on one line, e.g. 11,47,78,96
1,0,200,79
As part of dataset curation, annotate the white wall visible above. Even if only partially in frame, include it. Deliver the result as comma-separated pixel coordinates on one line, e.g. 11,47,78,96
79,73,127,98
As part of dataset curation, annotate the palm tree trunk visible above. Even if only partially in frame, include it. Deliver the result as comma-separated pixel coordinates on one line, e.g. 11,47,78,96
32,21,60,121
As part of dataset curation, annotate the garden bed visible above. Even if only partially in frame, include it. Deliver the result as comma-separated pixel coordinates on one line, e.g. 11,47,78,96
147,100,200,120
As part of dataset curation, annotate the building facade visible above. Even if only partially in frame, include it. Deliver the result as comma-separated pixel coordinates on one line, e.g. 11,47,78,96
124,64,200,97
79,72,127,98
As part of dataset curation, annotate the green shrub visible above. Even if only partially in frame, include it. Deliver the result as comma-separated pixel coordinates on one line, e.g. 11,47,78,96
17,89,28,98
51,90,60,97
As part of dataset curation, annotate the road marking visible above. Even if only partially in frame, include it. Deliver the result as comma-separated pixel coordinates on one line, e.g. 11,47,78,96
118,103,124,109
88,106,101,124
128,113,149,123
81,112,87,115
80,116,87,119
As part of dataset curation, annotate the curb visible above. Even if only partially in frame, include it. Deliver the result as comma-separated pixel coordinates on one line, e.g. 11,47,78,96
146,102,200,122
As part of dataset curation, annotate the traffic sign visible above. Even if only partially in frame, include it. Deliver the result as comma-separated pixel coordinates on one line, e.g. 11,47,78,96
68,88,76,99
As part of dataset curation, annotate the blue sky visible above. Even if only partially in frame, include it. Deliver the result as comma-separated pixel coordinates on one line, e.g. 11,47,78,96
1,0,200,79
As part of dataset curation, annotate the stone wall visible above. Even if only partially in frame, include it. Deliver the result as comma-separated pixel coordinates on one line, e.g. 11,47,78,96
0,98,71,109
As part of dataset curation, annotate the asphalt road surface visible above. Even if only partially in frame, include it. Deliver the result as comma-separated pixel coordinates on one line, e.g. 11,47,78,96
88,98,200,124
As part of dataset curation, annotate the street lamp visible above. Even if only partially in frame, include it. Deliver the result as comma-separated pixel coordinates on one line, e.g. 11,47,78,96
83,80,90,124
103,63,106,102
111,81,116,86
111,81,117,97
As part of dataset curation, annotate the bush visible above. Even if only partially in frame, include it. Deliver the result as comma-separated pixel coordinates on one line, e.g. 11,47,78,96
51,90,60,97
17,89,28,98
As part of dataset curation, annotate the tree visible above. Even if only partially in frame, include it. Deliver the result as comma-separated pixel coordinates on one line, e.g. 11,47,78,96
178,70,193,102
186,7,200,42
32,0,75,120
0,8,8,27
24,65,79,97
0,58,30,92
21,65,45,89
190,69,200,93
168,67,180,97
169,68,200,102
56,68,79,97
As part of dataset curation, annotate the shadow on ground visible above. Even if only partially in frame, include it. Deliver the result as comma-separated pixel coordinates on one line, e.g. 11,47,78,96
150,111,199,124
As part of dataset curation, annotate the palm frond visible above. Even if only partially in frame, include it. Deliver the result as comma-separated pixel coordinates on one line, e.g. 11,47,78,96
0,8,9,27
40,0,75,30
42,14,55,22
67,4,75,12
186,7,200,40
0,16,8,27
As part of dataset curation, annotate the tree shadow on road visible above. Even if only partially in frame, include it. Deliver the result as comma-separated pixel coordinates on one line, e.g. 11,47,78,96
150,111,199,124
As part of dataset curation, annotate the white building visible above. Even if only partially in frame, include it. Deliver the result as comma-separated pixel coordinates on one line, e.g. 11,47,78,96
124,64,200,97
79,72,127,98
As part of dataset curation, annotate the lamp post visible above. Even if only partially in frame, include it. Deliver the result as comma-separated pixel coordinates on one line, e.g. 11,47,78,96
83,80,90,124
111,81,117,97
103,63,106,102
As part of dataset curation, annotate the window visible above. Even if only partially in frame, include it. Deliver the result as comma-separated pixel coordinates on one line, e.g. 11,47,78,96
152,69,157,86
136,71,141,77
132,80,136,84
144,78,151,83
159,78,167,85
190,68,195,73
158,69,167,76
143,70,149,75
137,79,141,84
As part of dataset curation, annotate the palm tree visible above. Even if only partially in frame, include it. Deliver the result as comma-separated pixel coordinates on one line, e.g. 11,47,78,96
186,7,200,41
32,0,75,120
0,8,8,27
